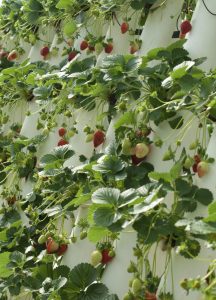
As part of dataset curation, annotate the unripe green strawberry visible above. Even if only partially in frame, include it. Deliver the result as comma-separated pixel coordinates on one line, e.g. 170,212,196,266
154,139,163,147
127,262,136,273
80,231,87,240
163,149,174,161
38,235,46,244
184,156,194,169
123,293,133,300
71,236,77,243
67,130,76,138
90,250,102,266
132,278,142,294
108,249,115,257
135,143,149,158
86,133,94,143
189,140,198,150
43,128,49,135
95,42,103,55
118,101,127,111
180,279,188,290
83,126,91,133
129,279,133,287
122,138,132,155
29,34,36,45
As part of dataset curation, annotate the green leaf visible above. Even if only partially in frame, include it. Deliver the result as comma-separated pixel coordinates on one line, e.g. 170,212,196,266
44,206,62,217
114,111,136,129
132,186,163,214
53,145,75,160
101,55,125,69
69,263,97,290
132,197,163,214
125,56,142,72
93,155,125,174
175,179,192,196
92,188,120,206
53,277,67,290
56,0,73,9
0,252,13,278
194,188,213,206
170,162,182,180
169,116,184,129
88,226,109,243
63,21,77,37
29,0,43,11
40,154,58,165
171,61,195,80
84,283,109,300
186,220,216,235
33,86,51,100
94,207,115,227
149,171,171,183
118,189,139,207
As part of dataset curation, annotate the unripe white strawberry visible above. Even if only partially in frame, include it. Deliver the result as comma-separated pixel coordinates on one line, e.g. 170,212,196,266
132,278,142,294
135,143,149,158
90,250,102,266
197,161,209,178
38,235,46,244
122,138,132,155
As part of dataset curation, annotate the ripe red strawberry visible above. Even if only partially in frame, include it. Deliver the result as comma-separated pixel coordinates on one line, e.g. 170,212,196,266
46,237,59,254
57,139,69,146
145,291,157,300
40,46,49,57
7,50,18,61
180,20,192,34
93,130,105,148
57,244,68,256
101,249,114,264
80,40,88,51
131,155,145,165
58,127,67,137
104,43,113,54
121,22,129,34
68,51,77,61
197,161,209,178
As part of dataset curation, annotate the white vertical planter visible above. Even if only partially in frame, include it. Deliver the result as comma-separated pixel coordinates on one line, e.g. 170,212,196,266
2,101,27,133
157,0,216,297
184,0,216,71
62,206,95,267
139,0,184,56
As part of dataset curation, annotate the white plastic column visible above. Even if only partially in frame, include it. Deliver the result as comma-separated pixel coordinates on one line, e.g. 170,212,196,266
157,1,216,298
